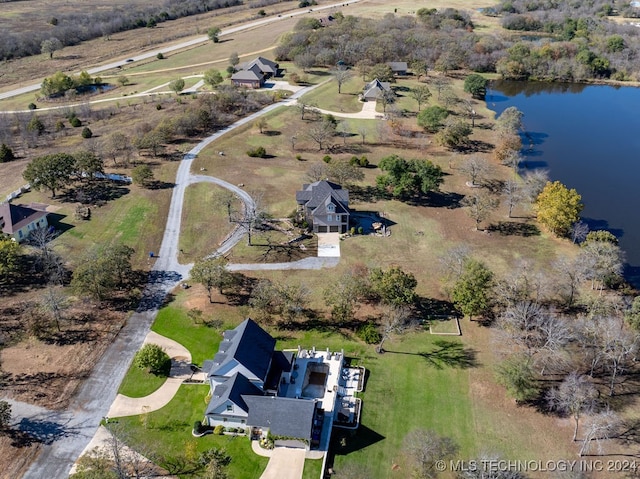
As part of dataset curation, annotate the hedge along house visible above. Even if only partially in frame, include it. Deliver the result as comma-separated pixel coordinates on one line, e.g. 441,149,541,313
0,202,49,242
202,319,363,450
296,180,350,234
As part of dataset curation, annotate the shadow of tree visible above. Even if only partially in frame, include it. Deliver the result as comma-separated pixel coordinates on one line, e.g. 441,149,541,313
385,340,478,369
487,221,540,237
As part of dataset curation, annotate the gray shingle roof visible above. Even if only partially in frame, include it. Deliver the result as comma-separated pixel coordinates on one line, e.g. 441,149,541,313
243,396,316,440
208,319,276,383
237,57,278,75
205,372,263,415
387,61,408,72
231,64,263,82
311,193,350,216
363,78,392,99
295,180,349,209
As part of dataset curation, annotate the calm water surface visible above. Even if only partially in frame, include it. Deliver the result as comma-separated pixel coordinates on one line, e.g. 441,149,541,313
487,81,640,287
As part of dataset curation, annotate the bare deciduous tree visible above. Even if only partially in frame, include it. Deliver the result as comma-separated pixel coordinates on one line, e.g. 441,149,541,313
552,256,585,307
578,409,620,457
403,429,458,479
332,68,353,94
502,179,523,218
306,162,328,182
306,120,336,150
377,305,413,353
40,285,68,331
461,191,498,231
460,155,492,187
547,372,598,442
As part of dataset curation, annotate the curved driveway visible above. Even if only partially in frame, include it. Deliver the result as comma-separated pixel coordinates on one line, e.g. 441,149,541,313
14,69,336,479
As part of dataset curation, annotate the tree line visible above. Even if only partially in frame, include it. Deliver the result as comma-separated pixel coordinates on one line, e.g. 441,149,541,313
276,6,640,84
0,0,244,61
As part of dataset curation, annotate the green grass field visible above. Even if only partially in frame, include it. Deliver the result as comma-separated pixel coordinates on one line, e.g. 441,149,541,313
113,384,268,479
118,361,168,398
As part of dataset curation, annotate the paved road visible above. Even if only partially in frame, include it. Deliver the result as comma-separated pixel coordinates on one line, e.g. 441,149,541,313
0,0,360,101
13,71,333,479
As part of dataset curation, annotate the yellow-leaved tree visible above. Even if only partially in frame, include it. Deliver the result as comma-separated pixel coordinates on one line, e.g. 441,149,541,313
535,181,584,237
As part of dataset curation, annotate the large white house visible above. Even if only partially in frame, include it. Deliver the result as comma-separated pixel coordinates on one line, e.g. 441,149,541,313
202,319,363,450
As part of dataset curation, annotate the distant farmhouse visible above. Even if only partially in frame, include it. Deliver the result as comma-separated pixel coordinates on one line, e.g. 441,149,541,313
0,202,49,242
231,56,279,89
362,78,393,101
296,180,350,234
387,61,408,76
202,319,363,450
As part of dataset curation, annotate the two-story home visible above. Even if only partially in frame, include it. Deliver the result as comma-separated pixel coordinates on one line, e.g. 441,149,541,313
201,319,362,450
296,180,350,234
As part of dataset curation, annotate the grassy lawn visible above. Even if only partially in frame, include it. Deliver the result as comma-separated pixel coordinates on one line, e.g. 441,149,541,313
118,361,168,398
301,75,364,113
113,384,268,479
428,318,461,335
302,458,323,479
151,305,225,366
179,182,242,262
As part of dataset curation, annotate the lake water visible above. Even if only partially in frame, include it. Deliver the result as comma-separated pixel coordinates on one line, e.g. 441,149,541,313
487,81,640,287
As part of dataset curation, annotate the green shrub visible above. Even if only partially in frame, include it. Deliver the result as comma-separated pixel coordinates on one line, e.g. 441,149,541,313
156,104,162,110
70,116,81,127
357,226,364,234
296,154,303,161
55,120,65,131
194,420,203,434
28,103,37,110
247,146,267,158
134,343,170,375
81,127,93,139
359,155,369,167
214,425,225,435
349,156,359,166
157,52,164,59
27,116,45,135
0,144,16,163
323,155,332,163
349,227,356,235
357,322,382,344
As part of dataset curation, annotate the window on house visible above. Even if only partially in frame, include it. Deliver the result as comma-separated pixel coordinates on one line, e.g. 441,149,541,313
226,405,233,412
327,214,332,221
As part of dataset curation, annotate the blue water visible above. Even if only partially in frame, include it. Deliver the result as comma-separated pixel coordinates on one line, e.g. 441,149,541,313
487,81,640,287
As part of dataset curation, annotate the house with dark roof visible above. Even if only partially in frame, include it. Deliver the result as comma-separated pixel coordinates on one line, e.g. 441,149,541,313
231,56,279,88
244,396,317,441
362,78,393,101
296,180,350,234
204,372,263,428
0,202,49,242
206,318,277,388
387,61,408,76
201,319,362,450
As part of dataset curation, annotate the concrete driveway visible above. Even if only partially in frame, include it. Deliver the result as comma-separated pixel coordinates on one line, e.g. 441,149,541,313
260,447,306,479
317,233,341,257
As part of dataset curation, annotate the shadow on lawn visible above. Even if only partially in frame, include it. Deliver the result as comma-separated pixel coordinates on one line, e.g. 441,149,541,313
330,424,385,456
384,340,478,369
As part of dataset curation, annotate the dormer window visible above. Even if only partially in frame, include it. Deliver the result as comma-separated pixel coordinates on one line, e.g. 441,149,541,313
327,204,335,213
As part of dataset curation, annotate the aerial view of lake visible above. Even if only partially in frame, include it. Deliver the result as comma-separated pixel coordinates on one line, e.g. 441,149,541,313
487,81,640,287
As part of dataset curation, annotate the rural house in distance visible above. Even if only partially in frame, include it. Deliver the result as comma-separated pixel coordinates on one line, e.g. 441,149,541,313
296,180,350,234
231,56,279,89
202,319,363,450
